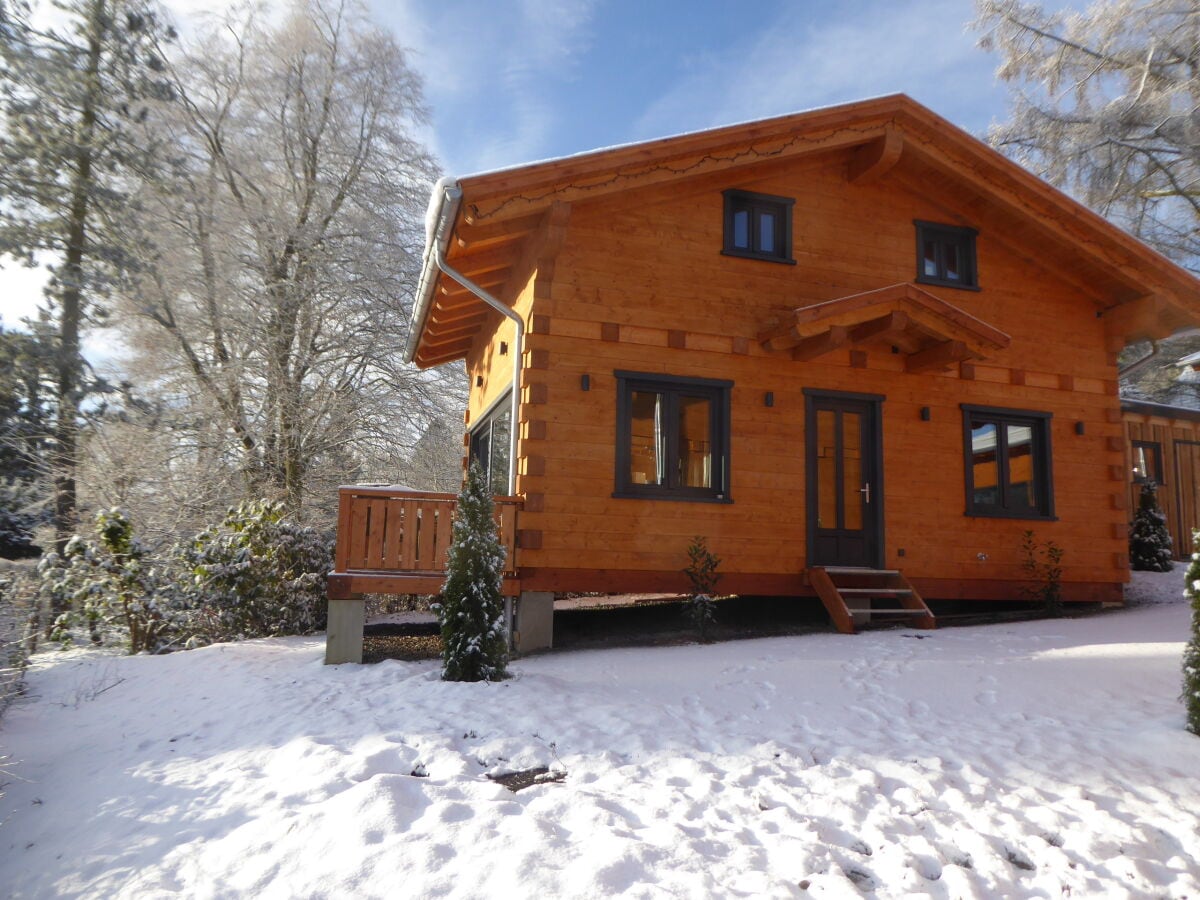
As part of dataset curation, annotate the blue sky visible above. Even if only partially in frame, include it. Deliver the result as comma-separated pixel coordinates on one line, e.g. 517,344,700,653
2,0,1013,330
381,0,1010,177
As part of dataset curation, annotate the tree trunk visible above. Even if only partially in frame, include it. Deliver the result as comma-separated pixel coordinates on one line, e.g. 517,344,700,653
52,0,106,554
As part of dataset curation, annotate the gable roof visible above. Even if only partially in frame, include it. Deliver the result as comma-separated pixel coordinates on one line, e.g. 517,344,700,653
407,93,1200,368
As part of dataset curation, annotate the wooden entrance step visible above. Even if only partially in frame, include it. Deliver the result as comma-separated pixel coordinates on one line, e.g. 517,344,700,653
807,566,936,634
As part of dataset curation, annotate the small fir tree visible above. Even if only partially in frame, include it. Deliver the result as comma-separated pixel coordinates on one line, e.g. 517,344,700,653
683,536,721,642
1183,537,1200,736
1130,482,1174,572
437,463,508,682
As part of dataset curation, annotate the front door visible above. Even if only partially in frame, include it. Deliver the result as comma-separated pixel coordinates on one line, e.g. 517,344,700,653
805,391,884,568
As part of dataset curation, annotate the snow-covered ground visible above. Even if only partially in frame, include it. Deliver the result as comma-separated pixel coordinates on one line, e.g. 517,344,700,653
2,572,1198,898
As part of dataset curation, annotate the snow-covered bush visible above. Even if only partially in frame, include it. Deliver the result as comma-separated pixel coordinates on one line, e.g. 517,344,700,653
1130,482,1174,572
437,463,507,682
36,509,180,653
683,536,720,642
0,567,38,719
1183,537,1200,736
182,500,331,643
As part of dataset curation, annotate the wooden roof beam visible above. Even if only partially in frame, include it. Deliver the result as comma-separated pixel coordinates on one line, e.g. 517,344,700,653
847,127,903,185
1098,294,1175,343
791,325,849,361
905,339,971,373
848,310,911,345
454,213,542,249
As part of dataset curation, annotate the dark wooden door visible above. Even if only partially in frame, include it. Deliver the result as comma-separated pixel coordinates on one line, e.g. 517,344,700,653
806,393,884,568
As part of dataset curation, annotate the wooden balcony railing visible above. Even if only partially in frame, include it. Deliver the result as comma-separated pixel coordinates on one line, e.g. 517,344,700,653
329,486,521,598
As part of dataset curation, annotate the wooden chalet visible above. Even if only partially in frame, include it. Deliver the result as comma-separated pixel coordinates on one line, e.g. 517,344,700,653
326,94,1200,663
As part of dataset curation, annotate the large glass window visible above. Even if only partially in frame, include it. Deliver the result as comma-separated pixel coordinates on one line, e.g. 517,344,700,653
962,405,1054,518
915,220,978,289
615,372,732,501
469,393,512,495
723,190,795,264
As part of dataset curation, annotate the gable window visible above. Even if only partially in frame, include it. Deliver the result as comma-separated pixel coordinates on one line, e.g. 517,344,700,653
916,221,978,289
1131,440,1163,485
469,392,512,495
962,405,1054,519
723,190,795,264
615,371,732,502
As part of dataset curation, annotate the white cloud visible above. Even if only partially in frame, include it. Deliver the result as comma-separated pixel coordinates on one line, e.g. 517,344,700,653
379,0,598,174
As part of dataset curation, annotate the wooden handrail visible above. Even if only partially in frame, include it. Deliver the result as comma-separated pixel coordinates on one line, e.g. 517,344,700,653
334,486,520,577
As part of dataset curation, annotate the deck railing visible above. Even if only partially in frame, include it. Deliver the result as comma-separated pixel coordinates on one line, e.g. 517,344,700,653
334,486,520,577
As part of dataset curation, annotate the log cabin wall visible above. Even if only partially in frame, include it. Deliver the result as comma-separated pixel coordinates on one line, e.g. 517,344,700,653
464,150,1131,602
1123,400,1200,559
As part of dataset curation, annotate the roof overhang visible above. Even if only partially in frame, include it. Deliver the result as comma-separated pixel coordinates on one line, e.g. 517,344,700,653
407,94,1200,368
758,282,1011,371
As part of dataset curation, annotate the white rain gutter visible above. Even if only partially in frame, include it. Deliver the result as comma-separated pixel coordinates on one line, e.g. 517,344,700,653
409,177,522,496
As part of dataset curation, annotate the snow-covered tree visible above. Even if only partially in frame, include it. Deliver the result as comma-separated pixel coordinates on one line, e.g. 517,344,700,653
975,1,1200,271
116,0,449,518
437,463,507,682
0,0,176,549
1130,481,1174,571
1183,539,1200,735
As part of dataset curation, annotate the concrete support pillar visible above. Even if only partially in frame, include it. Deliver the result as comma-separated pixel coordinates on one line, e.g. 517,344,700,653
514,591,554,654
325,596,365,665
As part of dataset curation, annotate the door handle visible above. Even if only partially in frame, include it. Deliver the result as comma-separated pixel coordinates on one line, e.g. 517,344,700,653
859,483,871,503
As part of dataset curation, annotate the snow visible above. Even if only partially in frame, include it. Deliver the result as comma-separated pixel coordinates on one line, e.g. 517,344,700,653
2,573,1199,898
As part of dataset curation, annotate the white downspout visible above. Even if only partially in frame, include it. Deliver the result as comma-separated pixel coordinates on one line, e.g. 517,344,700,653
429,185,523,497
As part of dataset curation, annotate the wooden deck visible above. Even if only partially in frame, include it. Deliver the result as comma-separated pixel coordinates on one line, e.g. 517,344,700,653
328,486,522,599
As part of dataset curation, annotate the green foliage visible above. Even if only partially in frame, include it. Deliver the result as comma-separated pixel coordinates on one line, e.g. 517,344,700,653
37,508,171,653
34,500,332,652
1020,529,1064,617
683,536,721,642
1183,536,1200,736
183,500,330,643
437,463,508,682
1130,481,1174,572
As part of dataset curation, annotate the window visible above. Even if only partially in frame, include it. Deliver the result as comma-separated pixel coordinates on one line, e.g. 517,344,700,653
723,190,795,264
962,405,1054,518
615,371,732,501
1131,440,1163,485
469,393,512,495
915,220,978,289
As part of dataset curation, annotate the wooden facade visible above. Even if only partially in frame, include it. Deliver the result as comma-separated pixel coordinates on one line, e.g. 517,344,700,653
1122,400,1200,559
336,95,1200,625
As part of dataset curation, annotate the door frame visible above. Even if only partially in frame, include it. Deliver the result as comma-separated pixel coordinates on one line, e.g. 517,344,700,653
803,388,886,569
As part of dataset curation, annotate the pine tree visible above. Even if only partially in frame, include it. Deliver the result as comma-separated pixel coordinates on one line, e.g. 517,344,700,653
683,536,720,642
1130,481,1174,572
1182,539,1200,735
437,463,508,682
0,0,175,550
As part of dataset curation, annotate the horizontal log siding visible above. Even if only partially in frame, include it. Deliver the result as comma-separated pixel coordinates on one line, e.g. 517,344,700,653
468,153,1128,597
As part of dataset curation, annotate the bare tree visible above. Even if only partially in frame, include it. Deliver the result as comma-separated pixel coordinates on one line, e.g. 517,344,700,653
975,0,1200,271
119,0,457,519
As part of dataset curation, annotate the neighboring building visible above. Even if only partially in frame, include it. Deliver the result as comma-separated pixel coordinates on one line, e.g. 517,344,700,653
327,95,1200,661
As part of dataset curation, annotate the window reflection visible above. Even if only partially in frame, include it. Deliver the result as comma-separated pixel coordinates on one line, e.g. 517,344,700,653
629,390,664,485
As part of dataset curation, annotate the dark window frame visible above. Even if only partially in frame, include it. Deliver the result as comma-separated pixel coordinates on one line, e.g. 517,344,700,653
722,189,796,265
915,220,979,290
1131,440,1164,485
961,404,1055,520
468,391,513,496
614,371,733,503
